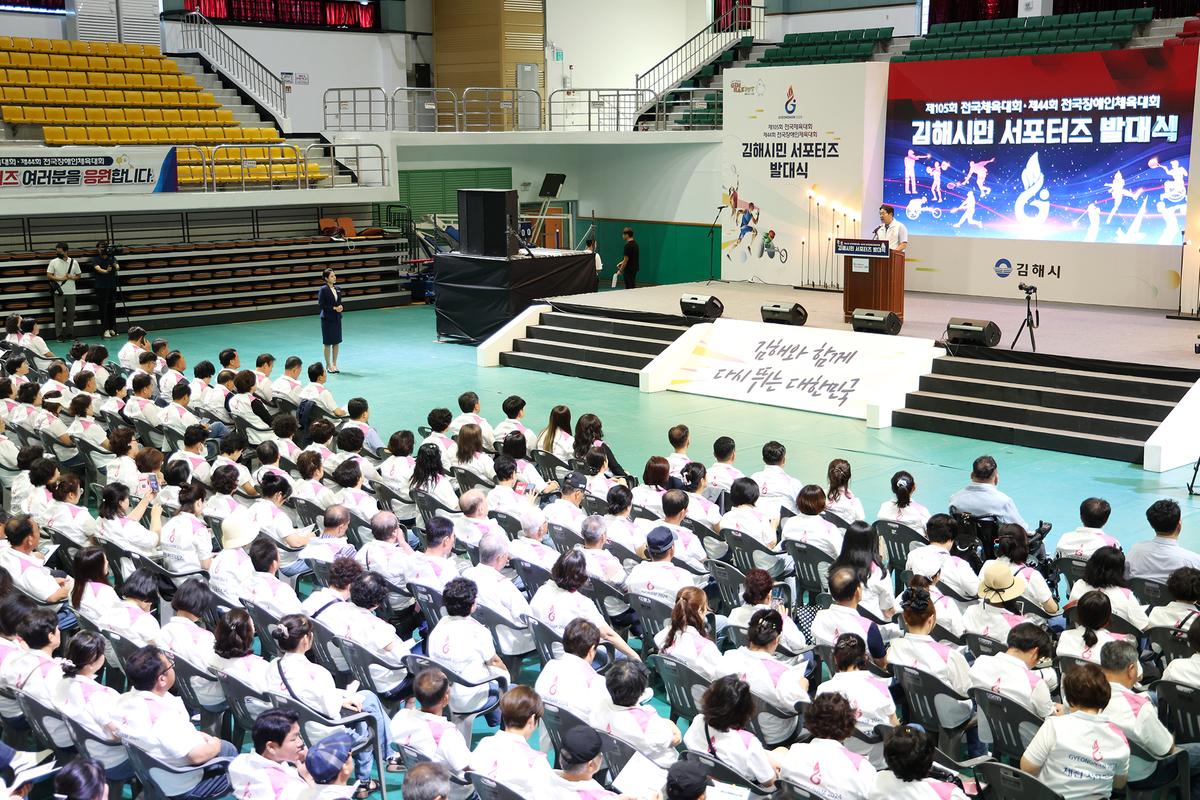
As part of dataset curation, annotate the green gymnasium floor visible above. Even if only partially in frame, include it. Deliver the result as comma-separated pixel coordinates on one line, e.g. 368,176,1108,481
105,303,1199,550
72,302,1198,796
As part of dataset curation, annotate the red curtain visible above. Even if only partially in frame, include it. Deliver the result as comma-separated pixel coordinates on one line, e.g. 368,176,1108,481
185,0,229,18
324,0,374,28
928,0,1017,23
187,0,376,28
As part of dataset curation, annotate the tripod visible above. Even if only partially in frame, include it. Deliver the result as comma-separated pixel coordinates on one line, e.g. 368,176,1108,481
1010,287,1039,351
1188,456,1198,496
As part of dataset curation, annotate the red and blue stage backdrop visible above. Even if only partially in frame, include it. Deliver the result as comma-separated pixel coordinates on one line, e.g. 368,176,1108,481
884,47,1197,246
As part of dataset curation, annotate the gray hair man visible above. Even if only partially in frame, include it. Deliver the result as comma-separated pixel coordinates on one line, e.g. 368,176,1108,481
463,531,533,657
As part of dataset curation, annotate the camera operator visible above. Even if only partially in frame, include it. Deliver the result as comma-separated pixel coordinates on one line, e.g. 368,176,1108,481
92,240,119,339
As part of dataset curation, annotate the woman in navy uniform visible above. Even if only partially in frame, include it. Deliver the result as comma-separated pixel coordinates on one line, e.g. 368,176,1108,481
318,267,343,373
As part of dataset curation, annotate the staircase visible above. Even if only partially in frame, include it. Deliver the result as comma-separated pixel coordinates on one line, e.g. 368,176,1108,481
892,355,1197,462
499,308,690,386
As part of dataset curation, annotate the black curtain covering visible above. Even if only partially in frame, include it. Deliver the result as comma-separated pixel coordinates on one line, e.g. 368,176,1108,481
433,251,595,343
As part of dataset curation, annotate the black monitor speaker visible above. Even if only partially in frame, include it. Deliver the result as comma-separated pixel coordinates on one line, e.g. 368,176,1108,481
680,294,724,319
538,173,566,198
947,317,1002,347
760,302,808,326
851,308,902,335
457,188,519,257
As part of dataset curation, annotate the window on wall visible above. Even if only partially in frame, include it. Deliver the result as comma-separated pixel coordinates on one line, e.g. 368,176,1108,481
183,0,377,30
396,168,514,217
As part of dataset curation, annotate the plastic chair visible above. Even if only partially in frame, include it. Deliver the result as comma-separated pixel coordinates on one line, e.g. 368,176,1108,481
892,664,973,754
782,540,835,604
470,602,537,676
394,743,474,792
948,509,999,568
970,687,1044,764
16,690,74,755
270,691,388,800
451,466,495,492
402,652,507,736
530,448,570,483
407,581,448,632
467,772,526,800
490,509,523,539
1053,556,1088,594
874,519,927,592
129,551,207,602
724,528,791,580
582,493,607,516
214,669,274,748
547,522,584,554
1156,680,1200,744
682,516,728,562
242,599,284,660
413,488,459,530
308,616,351,680
628,593,675,658
973,761,1065,800
510,557,551,598
170,652,227,736
61,715,130,796
121,735,234,800
964,633,1007,658
595,727,642,778
605,538,643,571
1130,577,1173,608
287,496,325,530
1147,625,1191,667
681,749,774,796
649,653,710,723
541,699,592,767
528,615,564,666
339,637,407,714
746,690,807,749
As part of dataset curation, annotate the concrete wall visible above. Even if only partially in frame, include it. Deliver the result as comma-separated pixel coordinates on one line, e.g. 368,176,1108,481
0,10,67,39
766,5,919,38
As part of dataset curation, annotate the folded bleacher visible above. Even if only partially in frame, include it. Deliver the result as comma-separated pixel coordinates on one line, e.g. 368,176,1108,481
749,27,893,67
896,10,1148,61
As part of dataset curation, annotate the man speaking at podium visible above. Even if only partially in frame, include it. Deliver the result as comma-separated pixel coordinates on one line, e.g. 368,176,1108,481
873,205,909,253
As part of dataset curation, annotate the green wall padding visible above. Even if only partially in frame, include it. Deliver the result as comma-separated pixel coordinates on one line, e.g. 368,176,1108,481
592,219,719,287
395,168,513,216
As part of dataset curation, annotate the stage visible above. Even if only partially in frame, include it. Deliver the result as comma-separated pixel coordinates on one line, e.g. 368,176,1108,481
547,281,1200,373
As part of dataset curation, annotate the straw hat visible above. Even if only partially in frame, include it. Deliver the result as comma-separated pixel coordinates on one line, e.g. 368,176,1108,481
220,513,259,550
977,560,1026,603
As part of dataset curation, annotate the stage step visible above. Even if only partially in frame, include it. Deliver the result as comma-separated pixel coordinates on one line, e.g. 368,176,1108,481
498,307,689,387
894,355,1192,463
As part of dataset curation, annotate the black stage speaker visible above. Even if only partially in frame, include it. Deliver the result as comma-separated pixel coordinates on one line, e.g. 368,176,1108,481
851,308,902,335
680,294,724,319
760,302,808,326
947,317,1002,347
457,188,519,257
538,173,567,198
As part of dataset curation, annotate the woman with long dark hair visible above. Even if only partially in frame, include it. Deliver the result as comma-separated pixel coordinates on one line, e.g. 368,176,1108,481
56,633,133,780
97,481,161,569
1057,590,1133,670
833,521,895,619
572,413,628,478
1066,546,1149,630
408,442,458,509
654,585,722,679
318,267,343,373
500,430,558,496
682,675,779,787
537,404,573,461
450,422,496,481
71,546,121,620
825,458,865,524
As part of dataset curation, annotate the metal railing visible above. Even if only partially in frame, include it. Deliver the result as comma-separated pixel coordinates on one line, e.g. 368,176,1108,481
323,88,389,131
303,142,388,189
546,88,655,131
392,88,461,132
178,11,288,120
176,144,328,191
460,87,542,132
648,87,723,131
636,2,764,100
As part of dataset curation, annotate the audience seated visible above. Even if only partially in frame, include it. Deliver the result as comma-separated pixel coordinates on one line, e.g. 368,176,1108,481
873,724,969,799
1056,497,1120,558
493,395,537,452
389,668,473,797
467,685,555,795
626,526,698,603
448,391,494,451
825,458,865,524
815,633,899,767
534,617,612,720
876,470,931,531
1129,499,1200,582
531,551,638,661
1066,546,1149,630
56,631,133,780
654,586,723,679
780,691,876,797
780,484,843,557
751,440,803,516
947,455,1032,529
904,514,980,601
812,567,889,663
718,608,809,743
1149,566,1200,628
593,659,681,766
428,577,509,727
682,674,780,787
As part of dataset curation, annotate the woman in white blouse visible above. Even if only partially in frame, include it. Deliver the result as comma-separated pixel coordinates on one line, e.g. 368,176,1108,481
211,609,273,717
97,482,161,576
726,568,808,659
66,393,109,452
529,550,640,662
682,675,780,788
653,586,724,680
601,484,644,555
780,691,877,798
267,614,392,797
378,430,417,520
1066,546,1150,631
450,423,496,482
156,578,223,707
814,633,899,768
537,404,574,462
97,568,161,648
498,432,558,498
46,473,98,547
159,482,214,573
982,524,1060,619
409,442,460,511
780,485,844,559
876,470,931,532
825,458,865,524
1057,590,1137,669
69,546,122,623
833,522,896,620
718,608,809,745
631,457,670,518
680,462,721,529
329,459,380,520
104,427,140,489
54,631,134,780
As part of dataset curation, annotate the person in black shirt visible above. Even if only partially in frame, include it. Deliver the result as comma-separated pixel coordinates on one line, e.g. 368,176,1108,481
616,226,640,289
91,240,119,339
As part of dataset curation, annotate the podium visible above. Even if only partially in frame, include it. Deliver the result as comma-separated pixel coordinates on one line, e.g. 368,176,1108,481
835,238,905,323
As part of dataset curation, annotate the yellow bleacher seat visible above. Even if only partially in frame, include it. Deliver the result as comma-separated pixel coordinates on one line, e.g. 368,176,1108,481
49,40,70,54
43,126,65,144
33,71,57,86
108,43,128,57
0,38,13,50
10,52,31,68
142,75,161,90
31,39,51,53
44,106,65,124
204,126,224,142
49,54,69,70
108,126,130,144
104,108,126,124
180,74,199,90
1,88,22,103
18,107,43,124
66,73,88,88
87,55,106,71
24,87,45,104
184,126,205,142
65,126,87,144
67,55,87,70
129,127,150,143
0,53,10,68
29,53,50,69
108,57,126,72
143,108,163,125
45,88,66,104
126,108,144,124
85,107,105,124
11,38,33,51
149,127,169,143
1,106,24,123
217,109,235,125
143,44,161,58
66,88,87,105
87,127,109,144
97,89,118,105
197,109,216,124
65,108,85,123
177,93,198,107
163,109,182,125
86,42,109,56
125,90,145,106
180,108,199,124
68,41,89,55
